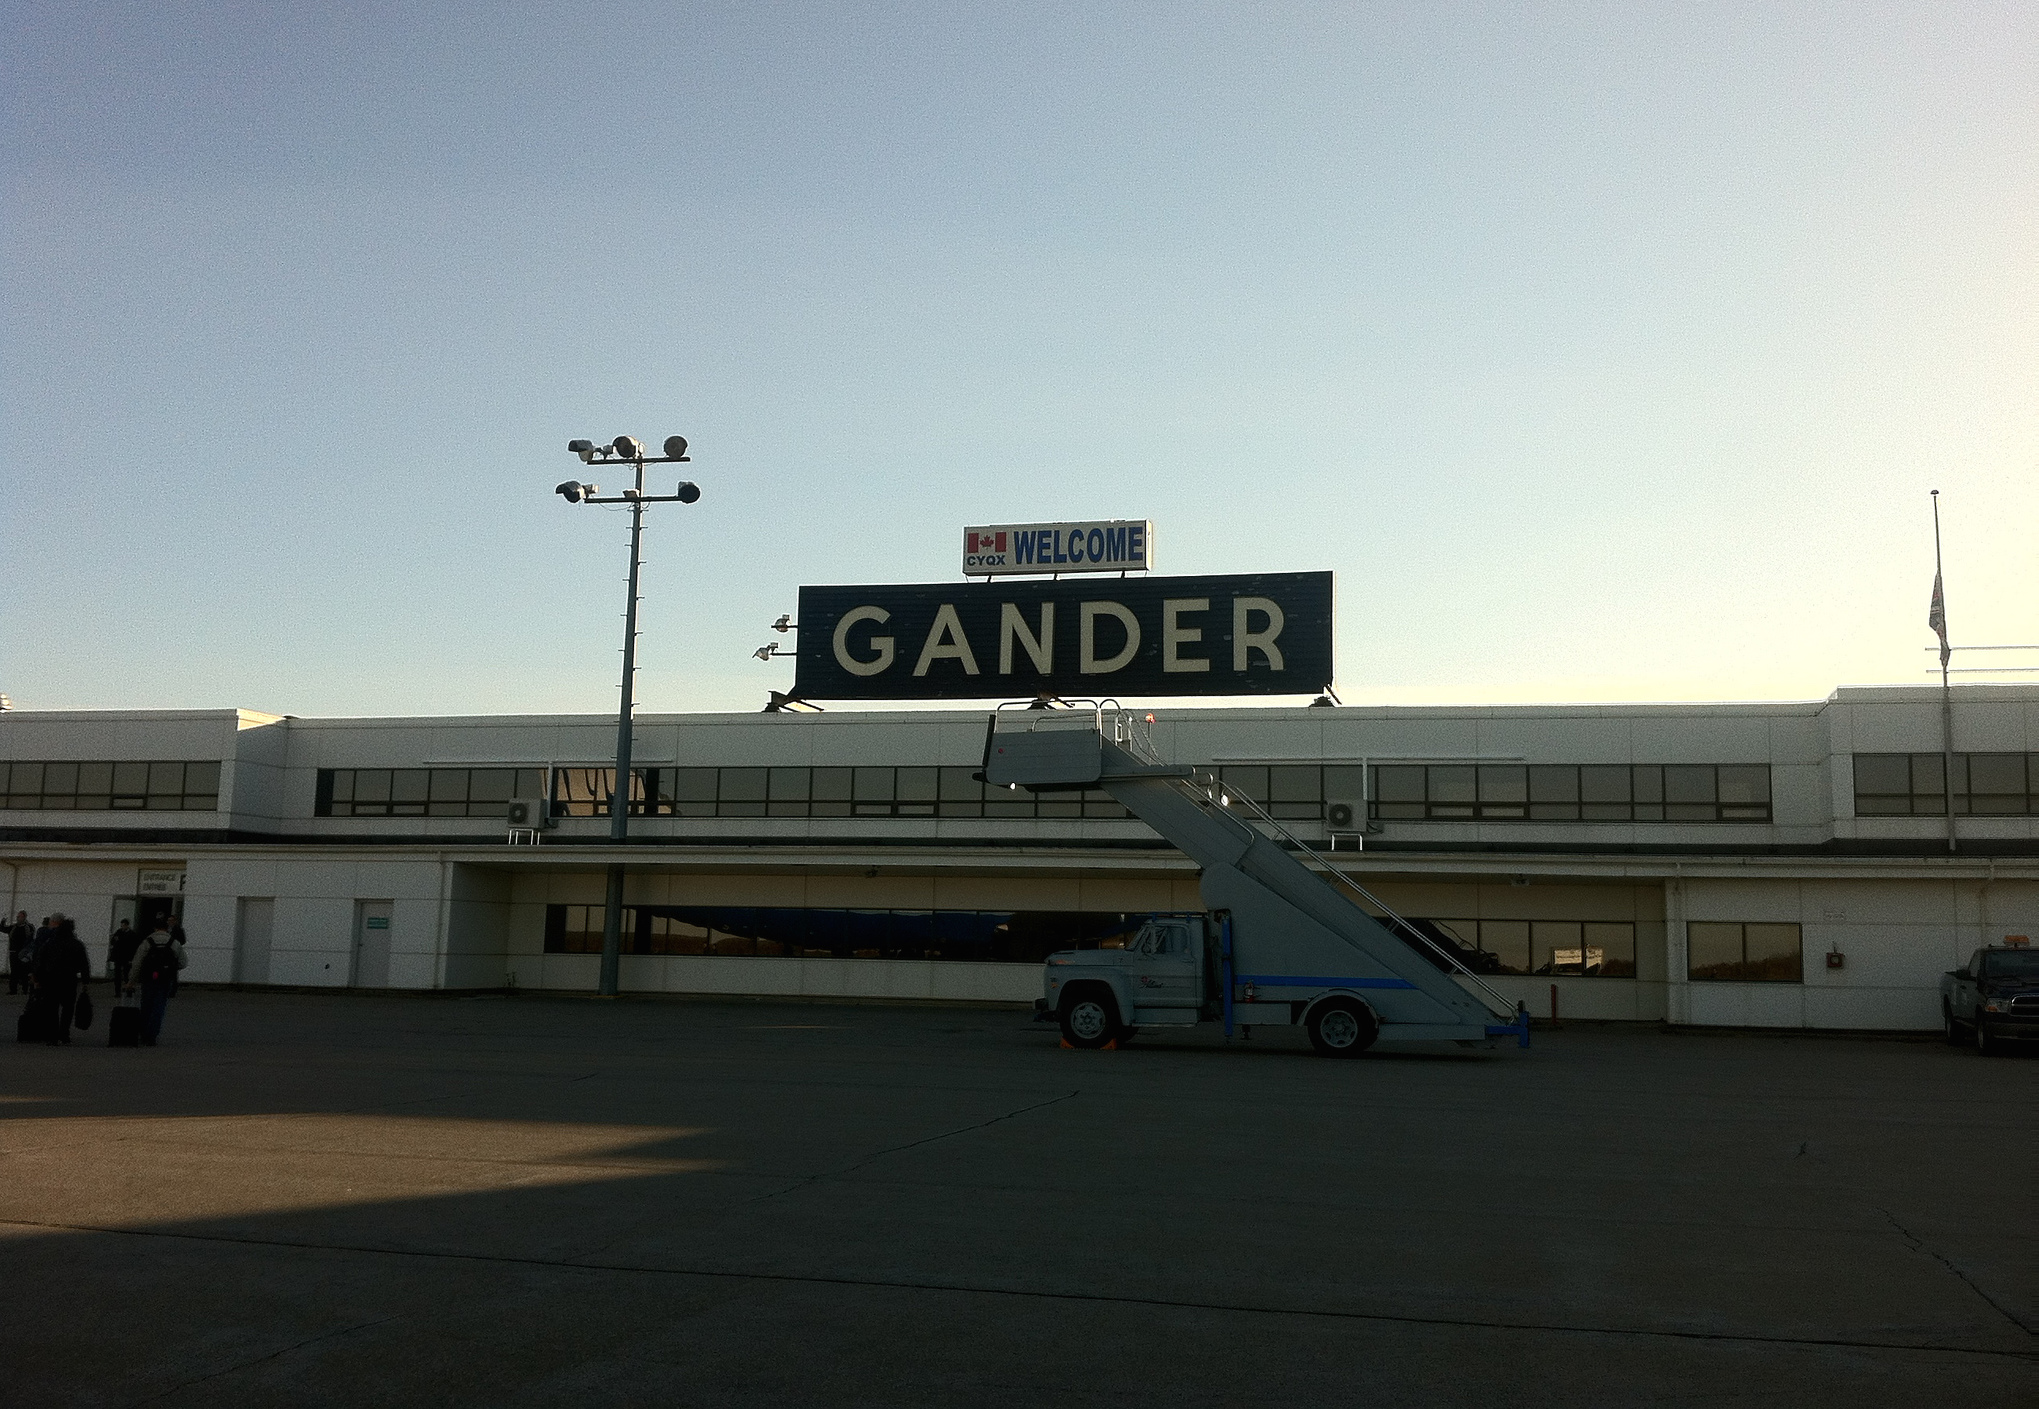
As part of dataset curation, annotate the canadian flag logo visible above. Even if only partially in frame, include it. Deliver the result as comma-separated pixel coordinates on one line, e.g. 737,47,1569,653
966,531,1008,553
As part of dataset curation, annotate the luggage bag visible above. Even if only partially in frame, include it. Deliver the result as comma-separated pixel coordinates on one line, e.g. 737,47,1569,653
108,1002,142,1048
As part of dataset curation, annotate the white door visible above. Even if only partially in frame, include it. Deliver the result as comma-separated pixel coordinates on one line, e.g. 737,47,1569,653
1126,920,1201,1016
235,897,274,984
352,900,393,988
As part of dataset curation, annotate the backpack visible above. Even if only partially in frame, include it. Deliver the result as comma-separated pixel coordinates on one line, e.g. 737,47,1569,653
137,938,181,986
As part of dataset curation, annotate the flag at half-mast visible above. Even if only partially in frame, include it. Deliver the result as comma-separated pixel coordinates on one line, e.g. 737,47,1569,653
1928,571,1951,669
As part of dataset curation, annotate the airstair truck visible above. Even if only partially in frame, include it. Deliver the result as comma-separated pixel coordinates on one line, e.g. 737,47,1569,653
982,703,1531,1056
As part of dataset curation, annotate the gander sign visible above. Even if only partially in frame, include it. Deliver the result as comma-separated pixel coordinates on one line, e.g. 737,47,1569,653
793,572,1332,701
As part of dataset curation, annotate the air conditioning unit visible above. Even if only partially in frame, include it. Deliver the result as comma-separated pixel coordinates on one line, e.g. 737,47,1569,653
507,798,553,830
1325,798,1364,832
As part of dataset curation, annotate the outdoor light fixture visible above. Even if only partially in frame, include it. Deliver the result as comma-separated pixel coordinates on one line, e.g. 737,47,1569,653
772,614,795,632
554,431,705,998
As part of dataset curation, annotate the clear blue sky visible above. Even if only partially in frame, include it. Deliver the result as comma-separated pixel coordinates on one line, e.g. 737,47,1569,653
5,3,2034,716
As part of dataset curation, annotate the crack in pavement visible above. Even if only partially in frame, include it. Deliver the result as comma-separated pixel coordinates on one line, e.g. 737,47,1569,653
1876,1205,2035,1338
125,1311,402,1406
3,1216,2033,1365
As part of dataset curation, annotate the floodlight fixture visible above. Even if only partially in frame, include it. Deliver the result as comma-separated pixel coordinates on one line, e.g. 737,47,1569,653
611,435,646,460
555,480,587,503
567,438,597,463
663,435,690,460
771,614,794,633
753,645,773,661
676,481,701,503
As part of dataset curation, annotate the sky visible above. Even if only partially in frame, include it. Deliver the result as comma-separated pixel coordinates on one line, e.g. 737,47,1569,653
4,2,2035,717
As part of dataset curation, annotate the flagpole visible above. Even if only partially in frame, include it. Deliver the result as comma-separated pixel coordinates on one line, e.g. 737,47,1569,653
1932,490,1956,854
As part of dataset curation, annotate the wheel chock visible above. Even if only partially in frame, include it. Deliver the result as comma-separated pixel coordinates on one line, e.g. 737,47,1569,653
1059,1039,1119,1051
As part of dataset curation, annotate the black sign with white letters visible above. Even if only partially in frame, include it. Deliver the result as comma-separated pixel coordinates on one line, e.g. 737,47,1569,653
791,572,1333,701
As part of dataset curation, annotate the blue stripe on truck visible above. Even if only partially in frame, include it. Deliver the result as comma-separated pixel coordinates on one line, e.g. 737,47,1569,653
1234,975,1417,990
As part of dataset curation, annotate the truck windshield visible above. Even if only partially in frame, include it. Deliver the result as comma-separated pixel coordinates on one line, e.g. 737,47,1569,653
1983,950,2039,980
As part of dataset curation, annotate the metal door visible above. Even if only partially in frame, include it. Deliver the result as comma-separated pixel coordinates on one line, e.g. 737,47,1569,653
235,897,274,984
1127,919,1200,1013
352,900,393,988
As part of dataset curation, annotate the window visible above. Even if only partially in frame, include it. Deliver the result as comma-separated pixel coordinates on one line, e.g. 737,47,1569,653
1688,921,1802,982
1422,918,1635,976
317,768,543,818
542,904,1174,963
1365,765,1768,823
1853,752,2035,817
2,760,221,812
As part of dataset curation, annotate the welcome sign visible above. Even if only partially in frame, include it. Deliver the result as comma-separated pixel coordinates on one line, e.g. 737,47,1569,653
791,572,1333,701
962,520,1152,576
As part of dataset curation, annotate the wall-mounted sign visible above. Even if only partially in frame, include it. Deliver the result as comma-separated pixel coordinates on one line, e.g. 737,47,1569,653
138,868,185,895
792,571,1332,701
963,520,1152,576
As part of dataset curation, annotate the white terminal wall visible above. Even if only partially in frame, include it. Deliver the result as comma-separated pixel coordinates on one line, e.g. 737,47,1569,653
2,686,2034,1030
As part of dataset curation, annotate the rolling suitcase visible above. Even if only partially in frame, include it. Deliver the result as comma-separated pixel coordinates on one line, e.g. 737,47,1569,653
108,1000,143,1048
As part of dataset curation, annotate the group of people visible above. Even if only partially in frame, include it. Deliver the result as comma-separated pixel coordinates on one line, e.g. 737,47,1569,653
9,910,185,1046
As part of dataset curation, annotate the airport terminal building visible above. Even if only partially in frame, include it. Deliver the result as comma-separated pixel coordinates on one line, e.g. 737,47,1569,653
2,683,2034,1032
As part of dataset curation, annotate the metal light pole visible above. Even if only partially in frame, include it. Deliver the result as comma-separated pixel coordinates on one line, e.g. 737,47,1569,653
556,435,702,996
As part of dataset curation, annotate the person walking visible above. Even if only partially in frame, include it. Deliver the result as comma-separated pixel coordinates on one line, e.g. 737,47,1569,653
31,916,91,1044
127,920,186,1046
5,911,30,995
107,919,140,991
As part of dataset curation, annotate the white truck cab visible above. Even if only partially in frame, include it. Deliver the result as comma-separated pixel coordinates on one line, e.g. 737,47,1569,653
1042,915,1209,1046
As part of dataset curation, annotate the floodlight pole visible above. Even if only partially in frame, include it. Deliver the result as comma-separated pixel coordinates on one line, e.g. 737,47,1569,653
600,463,648,997
555,441,699,997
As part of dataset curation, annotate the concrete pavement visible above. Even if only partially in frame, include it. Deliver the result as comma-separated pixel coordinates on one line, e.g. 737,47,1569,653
1,990,2033,1406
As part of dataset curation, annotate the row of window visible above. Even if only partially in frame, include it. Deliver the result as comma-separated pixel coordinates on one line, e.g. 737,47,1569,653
1853,753,2039,816
497,763,1776,824
542,905,1806,984
543,905,1149,964
304,756,2039,826
548,765,1134,819
13,755,2038,826
0,760,221,812
1369,763,1771,822
1422,919,1638,977
316,768,548,817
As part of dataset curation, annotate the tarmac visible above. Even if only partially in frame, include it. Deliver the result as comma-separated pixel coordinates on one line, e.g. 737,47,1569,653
2,989,2034,1407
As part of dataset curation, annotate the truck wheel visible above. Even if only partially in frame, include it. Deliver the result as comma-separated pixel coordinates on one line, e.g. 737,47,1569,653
1943,1002,1963,1045
1307,999,1378,1057
1974,1018,1994,1057
1059,992,1120,1049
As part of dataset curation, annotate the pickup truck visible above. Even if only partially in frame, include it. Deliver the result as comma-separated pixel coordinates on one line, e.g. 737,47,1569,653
1941,941,2039,1054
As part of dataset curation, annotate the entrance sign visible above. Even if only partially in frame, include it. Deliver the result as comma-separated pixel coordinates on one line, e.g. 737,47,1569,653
793,571,1332,701
138,868,185,895
963,520,1152,576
